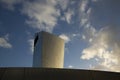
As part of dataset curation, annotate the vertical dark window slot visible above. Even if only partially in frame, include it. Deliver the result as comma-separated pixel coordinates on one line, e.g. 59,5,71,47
34,35,38,47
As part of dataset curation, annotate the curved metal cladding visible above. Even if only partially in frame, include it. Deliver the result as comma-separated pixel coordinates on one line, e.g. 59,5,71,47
33,31,64,68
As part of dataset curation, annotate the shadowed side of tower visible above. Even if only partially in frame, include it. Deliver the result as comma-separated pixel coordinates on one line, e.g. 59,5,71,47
33,31,64,68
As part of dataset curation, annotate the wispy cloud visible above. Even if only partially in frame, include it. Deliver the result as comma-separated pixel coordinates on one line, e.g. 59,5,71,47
79,0,96,43
80,0,88,13
64,9,74,24
28,38,34,53
59,34,70,43
82,25,96,42
57,0,75,24
0,34,12,48
79,0,92,27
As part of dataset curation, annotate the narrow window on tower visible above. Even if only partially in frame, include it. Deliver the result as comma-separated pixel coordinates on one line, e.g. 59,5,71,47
34,35,38,47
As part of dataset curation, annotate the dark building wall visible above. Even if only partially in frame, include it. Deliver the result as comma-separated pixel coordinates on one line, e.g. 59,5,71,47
0,68,120,80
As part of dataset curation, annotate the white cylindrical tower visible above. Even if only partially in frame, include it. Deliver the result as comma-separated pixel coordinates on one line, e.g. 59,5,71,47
33,31,64,68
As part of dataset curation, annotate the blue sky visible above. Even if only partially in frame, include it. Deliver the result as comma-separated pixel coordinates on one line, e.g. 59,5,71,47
0,0,120,72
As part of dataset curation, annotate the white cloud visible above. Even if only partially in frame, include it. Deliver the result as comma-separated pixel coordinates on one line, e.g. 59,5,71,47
72,33,80,37
89,38,92,42
82,35,86,40
0,34,12,48
0,0,23,10
87,8,92,15
68,65,73,68
79,0,92,27
81,46,97,60
59,34,70,43
80,0,88,12
1,0,72,32
22,0,60,33
80,8,91,26
64,9,74,24
80,18,88,26
82,25,96,42
57,0,75,24
81,26,120,72
28,39,34,53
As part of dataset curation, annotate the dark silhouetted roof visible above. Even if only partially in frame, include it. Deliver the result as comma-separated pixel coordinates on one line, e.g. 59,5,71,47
0,68,120,80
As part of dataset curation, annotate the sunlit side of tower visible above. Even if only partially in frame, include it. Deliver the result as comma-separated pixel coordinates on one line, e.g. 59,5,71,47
33,31,64,68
